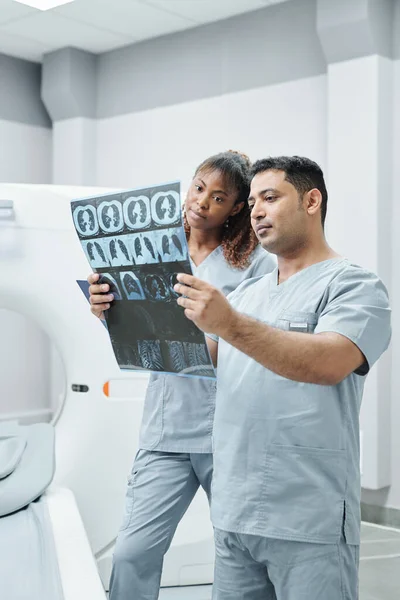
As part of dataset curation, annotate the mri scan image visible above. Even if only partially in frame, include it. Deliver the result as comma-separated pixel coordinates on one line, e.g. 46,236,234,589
114,344,142,369
120,271,146,300
123,195,151,230
71,184,217,376
138,340,164,371
165,341,214,377
107,236,134,267
167,273,180,298
72,204,99,237
82,239,110,268
151,190,181,226
130,306,157,336
144,274,170,302
98,200,124,234
98,273,122,300
156,227,188,263
130,232,159,265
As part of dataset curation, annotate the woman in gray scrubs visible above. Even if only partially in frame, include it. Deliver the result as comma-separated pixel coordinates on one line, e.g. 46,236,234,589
88,150,276,600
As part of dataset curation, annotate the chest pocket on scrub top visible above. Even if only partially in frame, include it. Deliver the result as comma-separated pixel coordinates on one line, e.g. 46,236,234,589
276,311,318,333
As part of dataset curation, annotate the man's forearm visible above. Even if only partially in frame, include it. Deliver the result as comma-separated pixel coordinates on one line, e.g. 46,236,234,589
218,312,360,385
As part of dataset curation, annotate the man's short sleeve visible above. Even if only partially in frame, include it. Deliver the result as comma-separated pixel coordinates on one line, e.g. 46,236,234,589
314,266,391,375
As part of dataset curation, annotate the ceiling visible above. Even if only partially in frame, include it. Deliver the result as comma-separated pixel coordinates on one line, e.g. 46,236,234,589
0,0,290,63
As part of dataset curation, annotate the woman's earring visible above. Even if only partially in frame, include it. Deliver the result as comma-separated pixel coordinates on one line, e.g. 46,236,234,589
224,217,230,229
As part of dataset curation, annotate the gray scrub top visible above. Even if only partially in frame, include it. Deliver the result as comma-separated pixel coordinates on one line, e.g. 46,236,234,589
138,244,276,453
210,258,391,544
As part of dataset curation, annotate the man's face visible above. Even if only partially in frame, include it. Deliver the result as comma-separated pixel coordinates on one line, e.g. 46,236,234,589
249,169,308,256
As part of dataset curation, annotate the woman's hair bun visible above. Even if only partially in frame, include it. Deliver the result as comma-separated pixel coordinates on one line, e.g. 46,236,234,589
227,149,251,168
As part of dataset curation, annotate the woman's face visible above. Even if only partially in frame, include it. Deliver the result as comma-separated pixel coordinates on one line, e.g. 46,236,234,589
184,168,244,231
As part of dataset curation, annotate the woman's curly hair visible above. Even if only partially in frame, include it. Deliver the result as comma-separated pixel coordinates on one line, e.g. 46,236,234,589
183,150,259,269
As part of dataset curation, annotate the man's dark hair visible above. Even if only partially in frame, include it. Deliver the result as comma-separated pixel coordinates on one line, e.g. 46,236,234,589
251,156,328,226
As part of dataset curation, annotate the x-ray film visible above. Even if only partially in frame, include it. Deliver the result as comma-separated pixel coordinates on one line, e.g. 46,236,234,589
71,181,215,379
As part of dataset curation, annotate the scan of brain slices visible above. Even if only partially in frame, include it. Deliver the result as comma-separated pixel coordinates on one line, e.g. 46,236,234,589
98,200,124,234
151,190,181,226
123,195,151,230
73,204,99,237
120,271,146,300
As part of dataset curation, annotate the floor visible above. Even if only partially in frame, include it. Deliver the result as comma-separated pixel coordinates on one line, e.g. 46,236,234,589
357,522,400,600
109,522,400,599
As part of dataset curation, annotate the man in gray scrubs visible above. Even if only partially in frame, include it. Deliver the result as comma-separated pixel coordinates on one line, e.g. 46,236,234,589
174,156,391,599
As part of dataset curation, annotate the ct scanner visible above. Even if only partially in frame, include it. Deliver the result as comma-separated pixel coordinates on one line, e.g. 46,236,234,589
0,184,214,598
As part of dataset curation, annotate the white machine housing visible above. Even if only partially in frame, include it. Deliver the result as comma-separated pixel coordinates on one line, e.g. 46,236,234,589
0,183,214,591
